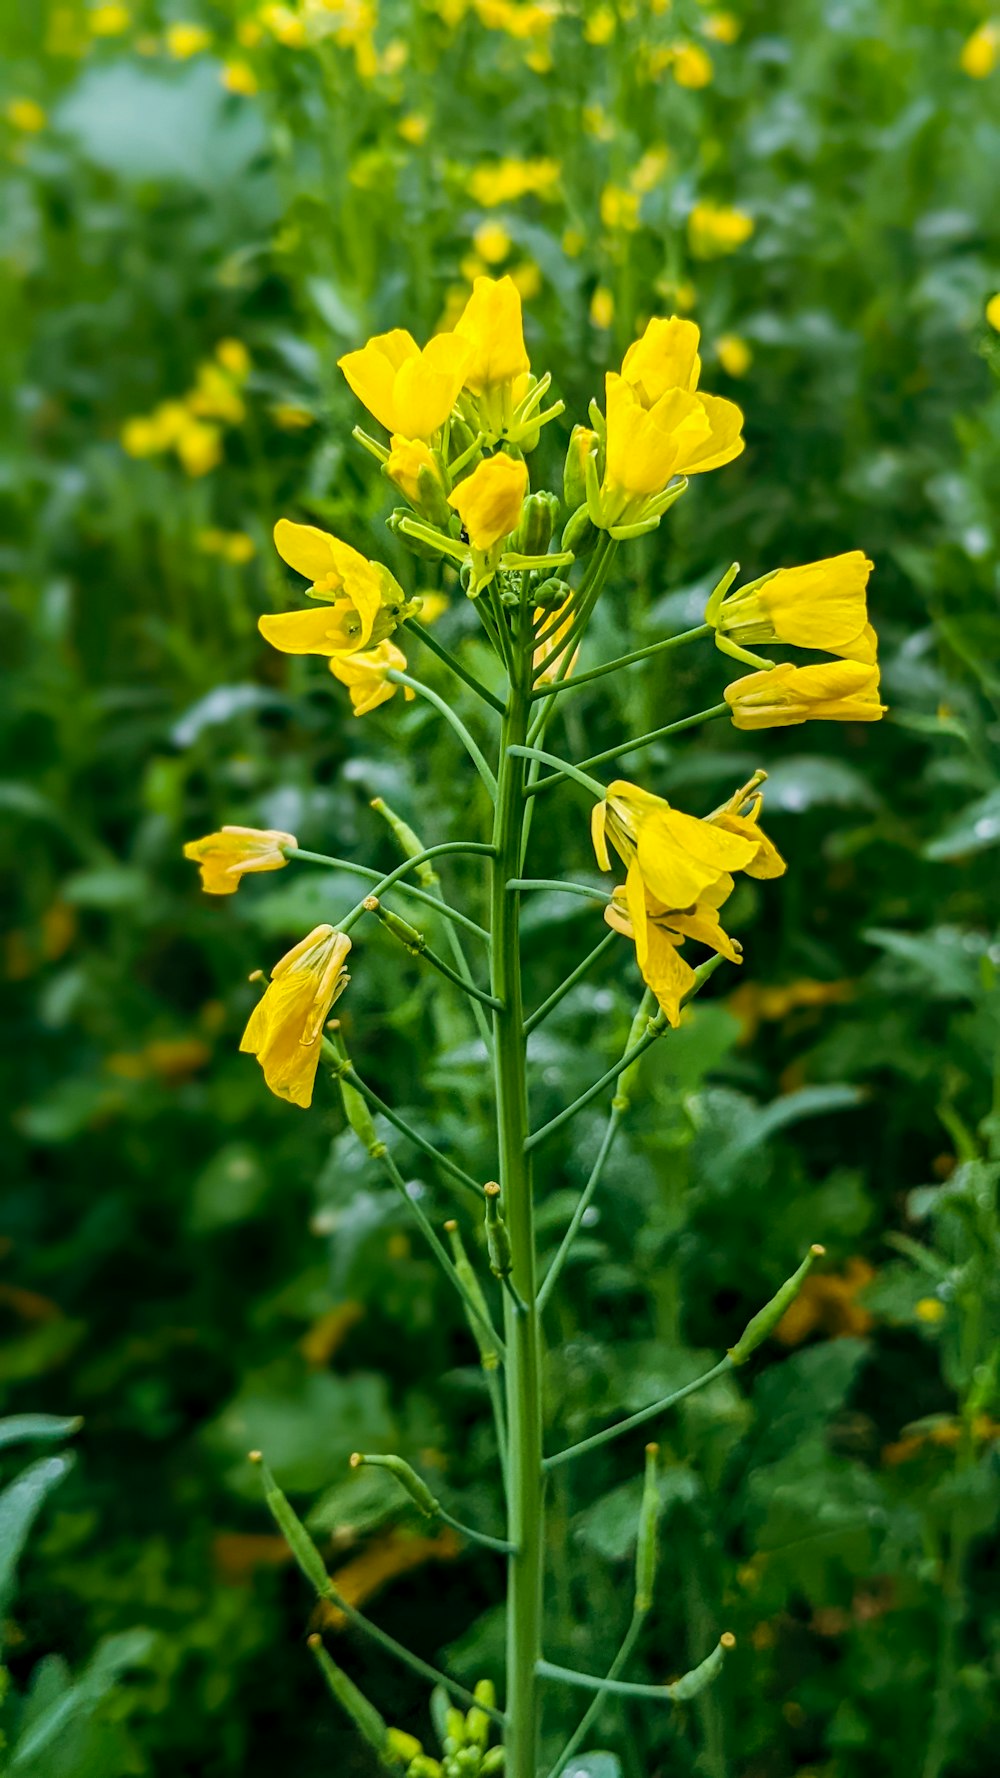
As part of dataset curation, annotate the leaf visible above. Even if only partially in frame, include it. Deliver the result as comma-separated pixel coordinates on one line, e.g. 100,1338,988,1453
170,684,291,747
706,1084,864,1175
561,1757,623,1778
10,1630,155,1771
0,1453,75,1612
760,755,880,813
57,61,267,191
0,1416,82,1451
864,925,987,999
923,788,1000,860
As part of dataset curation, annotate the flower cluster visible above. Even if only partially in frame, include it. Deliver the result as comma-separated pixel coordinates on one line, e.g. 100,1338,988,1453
120,339,251,478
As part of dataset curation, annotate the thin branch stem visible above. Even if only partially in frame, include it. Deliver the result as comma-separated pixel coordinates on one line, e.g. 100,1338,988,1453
526,705,729,796
436,1507,515,1555
526,1019,664,1152
338,842,495,934
536,1108,621,1312
406,617,505,713
387,671,498,800
334,1065,485,1207
506,879,612,906
536,1661,682,1701
367,908,501,1010
289,849,489,943
524,931,618,1036
544,1357,734,1470
529,625,711,702
505,744,605,799
546,1612,645,1778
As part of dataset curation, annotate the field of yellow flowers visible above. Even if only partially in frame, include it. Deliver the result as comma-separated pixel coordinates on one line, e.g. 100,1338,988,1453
2,3,999,1776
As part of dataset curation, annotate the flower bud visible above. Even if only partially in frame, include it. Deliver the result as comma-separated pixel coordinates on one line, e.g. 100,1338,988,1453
349,1451,440,1518
513,490,559,556
561,503,598,558
481,1751,505,1774
563,424,600,510
533,575,573,611
728,1246,826,1364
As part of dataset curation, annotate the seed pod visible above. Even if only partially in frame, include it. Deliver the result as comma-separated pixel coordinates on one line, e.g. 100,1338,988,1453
306,1635,397,1768
251,1452,331,1598
727,1246,826,1365
634,1442,661,1614
365,897,426,956
371,799,438,888
350,1451,440,1519
445,1222,501,1372
612,990,657,1112
327,1028,383,1156
668,1632,735,1702
483,1183,513,1278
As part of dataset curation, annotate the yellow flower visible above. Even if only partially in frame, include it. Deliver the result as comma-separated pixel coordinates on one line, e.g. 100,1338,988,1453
216,337,251,378
585,4,616,43
417,591,449,624
986,292,1000,331
338,329,470,441
605,879,727,1026
600,372,743,520
453,275,530,396
467,156,560,208
671,42,713,87
176,419,223,476
702,11,740,43
688,201,754,259
510,260,541,302
259,3,307,47
717,333,751,377
184,825,297,894
448,451,528,550
592,780,763,913
601,184,641,231
386,435,444,508
6,98,46,133
196,528,256,563
621,315,702,401
270,402,314,430
398,111,428,145
330,638,415,717
711,552,875,657
915,1297,946,1325
590,286,615,330
165,21,213,58
961,21,1000,77
222,59,260,95
88,3,131,35
474,222,512,265
725,659,886,728
630,147,670,194
261,519,407,657
188,362,246,425
240,925,352,1108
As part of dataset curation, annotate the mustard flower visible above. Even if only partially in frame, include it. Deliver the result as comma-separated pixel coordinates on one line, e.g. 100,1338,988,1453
338,329,471,441
6,98,46,133
670,42,713,88
184,826,297,894
329,639,415,717
385,435,448,514
592,780,761,912
687,201,754,259
717,333,752,377
240,926,352,1108
709,551,875,660
725,660,886,728
986,293,1000,331
165,21,212,58
260,519,412,657
449,451,528,550
960,22,1000,77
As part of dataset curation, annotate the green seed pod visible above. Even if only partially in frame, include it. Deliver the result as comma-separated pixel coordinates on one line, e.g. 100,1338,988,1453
483,1183,513,1278
327,1028,383,1156
307,1635,396,1767
612,990,657,1112
370,799,439,888
728,1247,826,1365
561,503,598,558
364,896,426,956
668,1632,735,1702
514,491,559,556
445,1222,501,1372
252,1453,331,1598
349,1451,441,1518
634,1442,662,1614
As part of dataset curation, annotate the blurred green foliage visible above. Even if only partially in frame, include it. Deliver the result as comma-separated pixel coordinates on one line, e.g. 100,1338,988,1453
1,1,999,1774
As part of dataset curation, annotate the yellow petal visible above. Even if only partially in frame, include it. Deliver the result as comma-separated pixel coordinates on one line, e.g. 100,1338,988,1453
758,552,872,650
674,392,744,474
338,330,420,433
636,807,757,909
621,316,702,401
273,518,340,583
453,275,530,393
640,919,697,1027
710,808,786,880
259,605,371,656
448,451,528,549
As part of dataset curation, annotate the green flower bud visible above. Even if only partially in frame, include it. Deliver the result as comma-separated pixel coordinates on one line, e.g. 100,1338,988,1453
533,575,573,611
481,1750,505,1774
364,895,426,957
561,503,598,558
386,509,448,562
445,1223,501,1372
514,491,559,556
563,424,600,510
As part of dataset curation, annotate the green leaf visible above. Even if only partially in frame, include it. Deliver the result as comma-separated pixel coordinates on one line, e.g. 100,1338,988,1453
0,1415,82,1451
0,1453,75,1614
923,788,1000,859
57,61,267,191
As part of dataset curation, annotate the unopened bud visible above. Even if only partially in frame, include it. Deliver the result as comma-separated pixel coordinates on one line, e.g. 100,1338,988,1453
728,1245,826,1365
481,1750,505,1774
484,1183,513,1278
386,509,446,562
561,503,598,558
514,490,559,556
563,424,600,510
533,575,573,611
350,1452,440,1519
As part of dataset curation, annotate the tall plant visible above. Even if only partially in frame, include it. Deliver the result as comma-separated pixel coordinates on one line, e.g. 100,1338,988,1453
184,278,884,1777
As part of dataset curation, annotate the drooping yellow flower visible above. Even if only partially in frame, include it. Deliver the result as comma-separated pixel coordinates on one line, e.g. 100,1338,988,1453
600,372,743,521
605,880,727,1026
448,451,528,550
592,780,761,912
725,659,886,728
688,201,754,259
711,552,875,658
183,826,297,894
960,21,1000,77
338,329,471,440
453,275,531,397
260,520,408,658
329,639,415,717
240,926,352,1108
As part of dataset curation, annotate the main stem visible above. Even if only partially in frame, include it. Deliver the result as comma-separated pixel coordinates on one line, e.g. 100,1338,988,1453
492,611,543,1778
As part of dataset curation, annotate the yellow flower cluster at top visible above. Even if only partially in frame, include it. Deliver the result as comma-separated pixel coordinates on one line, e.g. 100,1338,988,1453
183,281,884,1102
120,340,251,477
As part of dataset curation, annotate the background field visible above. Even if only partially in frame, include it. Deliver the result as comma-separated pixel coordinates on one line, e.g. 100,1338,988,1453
2,2,999,1775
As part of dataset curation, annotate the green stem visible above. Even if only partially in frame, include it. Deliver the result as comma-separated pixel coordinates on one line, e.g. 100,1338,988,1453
289,848,489,942
490,613,544,1778
407,616,505,712
537,1108,621,1312
507,744,605,800
507,878,612,906
530,625,711,702
338,842,495,933
524,931,619,1036
544,1357,734,1471
334,1064,484,1207
526,705,729,795
387,671,498,799
436,1507,516,1555
547,1612,644,1778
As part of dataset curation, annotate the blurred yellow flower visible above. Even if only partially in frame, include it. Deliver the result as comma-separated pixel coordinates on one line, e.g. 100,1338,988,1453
474,221,512,265
216,337,251,378
475,0,554,41
88,3,131,35
330,638,415,716
671,42,713,87
339,328,470,440
262,519,407,656
601,185,641,231
717,332,752,377
688,200,754,258
726,976,854,1043
448,450,528,549
189,362,246,425
468,156,559,207
630,147,670,194
711,552,875,658
582,104,614,141
725,659,886,728
270,401,314,430
509,260,541,301
6,98,46,133
318,1525,459,1629
240,925,352,1108
986,292,1000,330
703,11,739,42
196,528,257,563
165,21,213,58
176,420,223,476
562,227,585,257
398,111,429,144
590,286,615,329
184,826,297,895
416,591,449,624
585,5,616,44
222,59,260,95
915,1297,946,1324
259,3,307,47
237,18,264,46
960,21,1000,77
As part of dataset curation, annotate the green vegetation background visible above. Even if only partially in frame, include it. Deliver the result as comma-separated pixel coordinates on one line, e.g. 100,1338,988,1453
1,2,999,1774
